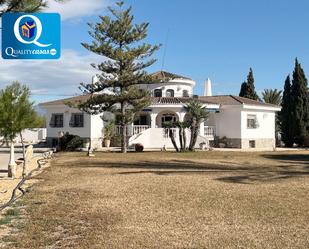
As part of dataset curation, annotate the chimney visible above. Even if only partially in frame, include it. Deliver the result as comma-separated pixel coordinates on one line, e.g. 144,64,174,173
204,78,212,96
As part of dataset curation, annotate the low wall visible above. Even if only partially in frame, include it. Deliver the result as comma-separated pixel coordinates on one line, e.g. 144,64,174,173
223,138,275,149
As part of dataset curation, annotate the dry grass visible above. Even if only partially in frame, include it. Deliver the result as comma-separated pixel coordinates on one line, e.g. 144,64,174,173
2,151,309,249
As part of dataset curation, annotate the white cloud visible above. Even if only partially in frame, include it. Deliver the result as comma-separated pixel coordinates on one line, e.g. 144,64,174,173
46,0,110,21
0,49,103,97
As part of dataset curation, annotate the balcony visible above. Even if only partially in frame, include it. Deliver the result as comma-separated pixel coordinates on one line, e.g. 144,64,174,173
115,125,150,136
204,126,216,138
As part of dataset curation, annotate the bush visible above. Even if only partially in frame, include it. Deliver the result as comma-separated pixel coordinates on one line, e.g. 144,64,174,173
66,136,84,151
135,143,144,152
110,134,122,147
59,133,84,151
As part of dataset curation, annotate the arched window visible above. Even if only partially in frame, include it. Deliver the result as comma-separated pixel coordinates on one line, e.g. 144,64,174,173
166,89,174,97
154,89,162,97
183,90,189,97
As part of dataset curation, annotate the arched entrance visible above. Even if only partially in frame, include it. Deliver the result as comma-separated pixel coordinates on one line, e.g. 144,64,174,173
156,110,179,127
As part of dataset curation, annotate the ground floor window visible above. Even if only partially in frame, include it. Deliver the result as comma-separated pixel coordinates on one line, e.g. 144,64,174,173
249,140,256,148
70,113,84,127
50,114,64,128
134,115,148,125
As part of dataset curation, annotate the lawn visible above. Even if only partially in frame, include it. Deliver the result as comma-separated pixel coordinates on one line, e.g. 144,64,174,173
1,151,309,249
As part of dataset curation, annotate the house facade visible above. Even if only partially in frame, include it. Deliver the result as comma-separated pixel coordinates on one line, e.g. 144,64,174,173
39,71,281,150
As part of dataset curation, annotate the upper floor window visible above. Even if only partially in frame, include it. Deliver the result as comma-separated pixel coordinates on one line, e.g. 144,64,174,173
50,114,63,128
154,89,162,97
247,114,259,129
183,90,189,97
70,113,84,127
166,89,174,97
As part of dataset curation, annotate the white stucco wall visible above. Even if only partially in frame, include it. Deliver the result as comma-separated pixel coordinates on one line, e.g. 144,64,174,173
139,79,195,97
214,106,242,139
45,106,90,138
241,109,275,139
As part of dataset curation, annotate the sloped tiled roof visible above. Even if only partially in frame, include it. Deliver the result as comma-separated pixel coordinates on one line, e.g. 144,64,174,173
40,94,279,109
39,94,91,106
151,71,192,81
199,95,280,108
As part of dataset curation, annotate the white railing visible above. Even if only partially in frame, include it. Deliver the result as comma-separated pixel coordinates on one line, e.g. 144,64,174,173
133,125,150,135
115,125,150,136
204,126,216,137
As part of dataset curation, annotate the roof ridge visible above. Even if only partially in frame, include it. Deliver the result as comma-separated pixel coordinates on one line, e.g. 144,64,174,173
229,95,244,104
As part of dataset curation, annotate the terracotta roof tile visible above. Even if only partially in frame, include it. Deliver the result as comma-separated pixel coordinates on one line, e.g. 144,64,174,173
199,95,280,108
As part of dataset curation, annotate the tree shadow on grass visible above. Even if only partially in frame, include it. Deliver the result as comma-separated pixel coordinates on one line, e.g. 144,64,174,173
262,153,309,164
64,156,309,184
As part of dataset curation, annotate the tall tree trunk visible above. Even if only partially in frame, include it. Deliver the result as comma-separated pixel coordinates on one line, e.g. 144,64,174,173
169,129,179,152
182,128,187,151
178,127,183,151
20,132,27,178
190,125,199,151
87,138,92,156
189,118,197,150
121,102,127,153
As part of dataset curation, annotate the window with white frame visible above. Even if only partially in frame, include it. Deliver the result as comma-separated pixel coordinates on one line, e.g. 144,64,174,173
247,114,259,129
69,113,84,127
49,114,64,128
166,89,174,97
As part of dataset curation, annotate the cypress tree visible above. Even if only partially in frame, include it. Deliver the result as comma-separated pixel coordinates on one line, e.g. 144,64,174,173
239,82,247,97
290,58,309,145
239,68,259,100
281,75,293,147
78,1,160,153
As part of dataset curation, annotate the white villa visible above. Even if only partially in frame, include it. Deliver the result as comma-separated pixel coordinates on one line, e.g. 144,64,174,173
39,71,281,150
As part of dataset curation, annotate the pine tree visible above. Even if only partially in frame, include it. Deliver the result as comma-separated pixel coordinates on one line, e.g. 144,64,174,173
290,58,309,145
0,0,63,17
280,76,293,147
239,68,259,100
78,1,160,153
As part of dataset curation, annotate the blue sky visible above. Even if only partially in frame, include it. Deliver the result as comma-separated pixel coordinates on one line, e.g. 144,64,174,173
1,0,309,103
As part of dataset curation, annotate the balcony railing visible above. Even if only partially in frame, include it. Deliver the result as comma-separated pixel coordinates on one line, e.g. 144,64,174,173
115,125,150,136
204,126,216,137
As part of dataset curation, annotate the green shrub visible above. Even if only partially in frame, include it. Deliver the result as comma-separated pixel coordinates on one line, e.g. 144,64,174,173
59,133,84,151
66,136,84,151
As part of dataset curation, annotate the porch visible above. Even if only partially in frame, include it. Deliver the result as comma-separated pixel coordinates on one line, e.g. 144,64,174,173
115,125,216,138
116,108,216,140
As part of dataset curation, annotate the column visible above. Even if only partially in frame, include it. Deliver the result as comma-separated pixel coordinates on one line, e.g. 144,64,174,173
150,113,158,128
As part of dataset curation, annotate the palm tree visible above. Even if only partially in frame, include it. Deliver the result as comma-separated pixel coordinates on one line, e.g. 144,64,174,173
262,89,282,105
185,100,209,151
262,89,282,146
